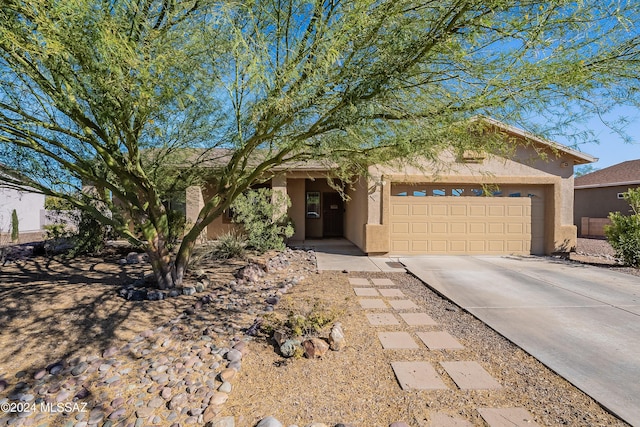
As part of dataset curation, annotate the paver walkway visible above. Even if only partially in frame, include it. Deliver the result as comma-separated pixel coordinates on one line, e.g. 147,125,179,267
350,276,541,427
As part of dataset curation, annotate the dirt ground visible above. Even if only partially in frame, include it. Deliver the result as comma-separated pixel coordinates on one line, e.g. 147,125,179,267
0,239,634,426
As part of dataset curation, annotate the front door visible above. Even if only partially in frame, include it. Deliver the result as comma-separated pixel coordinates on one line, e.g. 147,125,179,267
322,192,344,237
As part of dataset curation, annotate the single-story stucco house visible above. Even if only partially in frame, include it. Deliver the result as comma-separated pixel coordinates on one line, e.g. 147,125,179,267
0,186,45,241
574,159,640,237
186,118,595,256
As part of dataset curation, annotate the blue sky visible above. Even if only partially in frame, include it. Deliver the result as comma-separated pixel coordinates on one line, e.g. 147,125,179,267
564,107,640,170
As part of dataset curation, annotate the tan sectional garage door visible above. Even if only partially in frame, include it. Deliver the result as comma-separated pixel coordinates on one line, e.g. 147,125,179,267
390,196,541,255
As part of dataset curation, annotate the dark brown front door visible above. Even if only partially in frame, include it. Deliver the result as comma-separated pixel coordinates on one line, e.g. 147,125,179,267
322,192,344,237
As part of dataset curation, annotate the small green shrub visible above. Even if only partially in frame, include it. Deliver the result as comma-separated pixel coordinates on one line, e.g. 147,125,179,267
605,188,640,267
212,231,247,259
261,298,341,339
230,188,294,253
10,209,18,243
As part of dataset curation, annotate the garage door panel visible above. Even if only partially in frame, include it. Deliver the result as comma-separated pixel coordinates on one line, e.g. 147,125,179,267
411,223,427,233
469,223,486,234
450,222,466,234
412,205,427,216
431,222,447,233
390,195,540,255
449,241,467,252
392,204,409,215
431,204,447,215
488,205,505,216
450,205,467,216
470,205,486,216
392,222,409,234
488,223,504,234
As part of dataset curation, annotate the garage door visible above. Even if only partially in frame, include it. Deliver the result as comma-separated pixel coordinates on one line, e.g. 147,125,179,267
390,196,542,255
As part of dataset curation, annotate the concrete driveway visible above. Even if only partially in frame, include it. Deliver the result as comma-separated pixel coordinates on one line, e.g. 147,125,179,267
400,255,640,427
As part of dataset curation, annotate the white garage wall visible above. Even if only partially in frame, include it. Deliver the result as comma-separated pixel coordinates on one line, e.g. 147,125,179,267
0,187,45,233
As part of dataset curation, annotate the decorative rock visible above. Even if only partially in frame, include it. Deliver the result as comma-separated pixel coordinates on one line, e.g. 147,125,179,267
207,416,235,427
135,407,154,418
280,340,302,358
161,387,172,400
183,287,196,296
273,330,289,346
34,369,47,380
103,346,119,358
74,388,90,399
218,381,232,393
169,289,180,298
195,283,205,293
225,349,242,362
48,363,64,375
209,392,228,405
0,380,6,392
219,368,236,382
329,323,346,351
235,263,264,283
389,423,410,427
305,424,328,427
71,362,88,376
109,408,126,420
255,416,283,427
148,397,165,408
148,290,165,301
302,338,329,359
169,393,188,410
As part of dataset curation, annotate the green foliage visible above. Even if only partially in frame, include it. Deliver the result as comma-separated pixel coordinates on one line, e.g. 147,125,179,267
10,209,18,242
2,0,640,287
605,188,640,267
230,188,294,253
575,165,599,178
43,224,70,241
68,210,113,256
261,298,342,339
212,231,247,260
44,196,74,211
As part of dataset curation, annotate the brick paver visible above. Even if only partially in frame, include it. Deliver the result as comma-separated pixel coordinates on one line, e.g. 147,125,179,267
417,331,464,350
440,361,502,390
371,278,395,286
399,312,438,326
353,288,379,296
378,332,419,349
388,299,419,310
348,278,370,286
428,412,474,427
378,288,406,297
391,361,448,390
359,298,388,309
477,408,541,427
366,313,400,326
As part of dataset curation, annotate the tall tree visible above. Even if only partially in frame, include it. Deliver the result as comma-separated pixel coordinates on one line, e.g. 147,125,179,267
1,0,639,288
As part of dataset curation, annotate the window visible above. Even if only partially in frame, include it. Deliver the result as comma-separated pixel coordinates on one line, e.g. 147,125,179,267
618,193,625,199
432,189,446,196
452,188,464,197
306,192,321,218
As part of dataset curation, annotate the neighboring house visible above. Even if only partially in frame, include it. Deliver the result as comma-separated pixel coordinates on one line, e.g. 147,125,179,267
574,159,640,237
186,118,595,255
0,186,45,240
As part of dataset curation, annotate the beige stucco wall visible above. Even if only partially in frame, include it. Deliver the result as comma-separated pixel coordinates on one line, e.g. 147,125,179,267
344,176,369,249
365,146,578,254
287,178,306,241
574,185,637,236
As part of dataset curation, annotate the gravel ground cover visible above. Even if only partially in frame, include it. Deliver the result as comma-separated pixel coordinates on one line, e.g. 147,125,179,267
0,239,635,427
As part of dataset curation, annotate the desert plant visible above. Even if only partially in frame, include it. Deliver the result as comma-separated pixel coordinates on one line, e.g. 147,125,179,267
10,209,18,243
212,231,247,260
230,188,294,253
605,188,640,267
